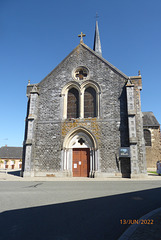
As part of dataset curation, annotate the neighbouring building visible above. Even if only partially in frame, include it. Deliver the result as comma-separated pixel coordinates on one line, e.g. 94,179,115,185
143,112,161,170
22,21,147,178
0,146,23,169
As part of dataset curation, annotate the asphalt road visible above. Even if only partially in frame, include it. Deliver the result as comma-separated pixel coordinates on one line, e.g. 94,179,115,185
1,180,161,240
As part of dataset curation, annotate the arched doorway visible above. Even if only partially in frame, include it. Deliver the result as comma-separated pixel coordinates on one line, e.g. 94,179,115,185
63,127,98,177
73,148,90,177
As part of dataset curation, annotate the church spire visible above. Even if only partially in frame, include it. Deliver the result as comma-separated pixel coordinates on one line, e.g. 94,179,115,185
93,20,102,56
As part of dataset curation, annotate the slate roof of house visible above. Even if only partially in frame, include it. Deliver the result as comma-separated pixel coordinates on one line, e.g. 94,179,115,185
143,112,160,127
0,147,23,159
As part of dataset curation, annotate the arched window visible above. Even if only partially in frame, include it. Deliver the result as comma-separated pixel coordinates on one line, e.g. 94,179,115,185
84,87,96,118
67,88,79,118
62,81,100,119
144,129,151,146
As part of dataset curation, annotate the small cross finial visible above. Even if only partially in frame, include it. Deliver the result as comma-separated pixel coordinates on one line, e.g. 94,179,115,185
95,12,99,20
78,32,86,43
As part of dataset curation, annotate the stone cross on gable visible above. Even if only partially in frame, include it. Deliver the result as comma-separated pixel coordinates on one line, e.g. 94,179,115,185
78,32,86,43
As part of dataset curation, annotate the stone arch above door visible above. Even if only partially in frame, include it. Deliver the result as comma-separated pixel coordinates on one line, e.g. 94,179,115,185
63,126,98,150
62,127,98,177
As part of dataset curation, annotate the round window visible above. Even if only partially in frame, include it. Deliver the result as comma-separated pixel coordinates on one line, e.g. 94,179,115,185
74,67,89,80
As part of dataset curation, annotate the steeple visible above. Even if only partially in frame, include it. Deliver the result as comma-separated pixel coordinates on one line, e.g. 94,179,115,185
93,20,102,56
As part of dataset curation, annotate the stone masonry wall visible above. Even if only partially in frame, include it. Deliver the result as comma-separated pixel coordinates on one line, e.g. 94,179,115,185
145,127,161,169
130,77,147,174
30,44,129,174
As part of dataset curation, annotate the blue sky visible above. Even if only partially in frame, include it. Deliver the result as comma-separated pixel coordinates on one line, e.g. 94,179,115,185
0,0,161,147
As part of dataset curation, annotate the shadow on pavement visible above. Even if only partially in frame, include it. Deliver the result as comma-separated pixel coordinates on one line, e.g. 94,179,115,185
7,170,21,177
1,187,161,240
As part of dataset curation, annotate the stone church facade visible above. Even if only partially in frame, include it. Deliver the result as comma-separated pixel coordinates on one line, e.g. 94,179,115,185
22,22,147,178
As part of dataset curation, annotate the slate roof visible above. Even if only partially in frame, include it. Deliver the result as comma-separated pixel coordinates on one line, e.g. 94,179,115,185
143,112,160,127
0,147,23,159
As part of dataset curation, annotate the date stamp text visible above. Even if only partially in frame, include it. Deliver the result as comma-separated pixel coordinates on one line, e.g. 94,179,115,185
120,219,154,225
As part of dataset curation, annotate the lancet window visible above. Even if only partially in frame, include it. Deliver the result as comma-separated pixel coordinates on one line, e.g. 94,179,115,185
62,82,100,119
84,87,96,118
67,88,79,118
144,129,151,146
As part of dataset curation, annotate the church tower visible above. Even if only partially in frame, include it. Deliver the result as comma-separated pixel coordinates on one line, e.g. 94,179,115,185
22,21,147,178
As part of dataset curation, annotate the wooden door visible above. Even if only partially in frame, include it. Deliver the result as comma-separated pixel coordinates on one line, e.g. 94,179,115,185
73,148,90,177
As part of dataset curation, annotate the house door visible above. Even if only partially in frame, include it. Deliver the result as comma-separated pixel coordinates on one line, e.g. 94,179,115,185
73,148,90,177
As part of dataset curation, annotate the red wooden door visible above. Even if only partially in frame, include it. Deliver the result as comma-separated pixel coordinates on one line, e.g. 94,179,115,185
73,148,90,177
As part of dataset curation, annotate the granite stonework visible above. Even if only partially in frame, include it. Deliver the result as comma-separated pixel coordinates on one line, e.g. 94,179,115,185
143,112,161,170
22,43,147,178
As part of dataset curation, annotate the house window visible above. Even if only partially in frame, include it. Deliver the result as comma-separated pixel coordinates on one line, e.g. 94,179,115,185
84,87,96,118
67,88,79,118
144,129,151,146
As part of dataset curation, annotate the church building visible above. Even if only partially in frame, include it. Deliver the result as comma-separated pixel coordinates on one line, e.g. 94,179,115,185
22,21,147,178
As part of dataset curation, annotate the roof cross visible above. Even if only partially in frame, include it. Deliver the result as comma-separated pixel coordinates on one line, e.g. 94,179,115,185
78,32,86,43
95,12,99,20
